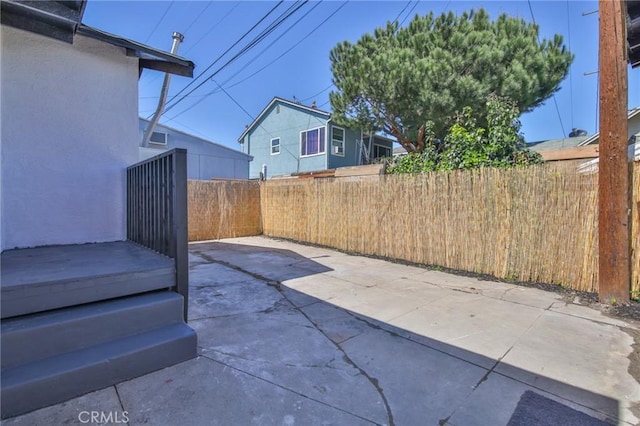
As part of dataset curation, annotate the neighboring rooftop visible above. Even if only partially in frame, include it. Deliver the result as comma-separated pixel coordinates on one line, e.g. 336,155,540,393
527,136,589,152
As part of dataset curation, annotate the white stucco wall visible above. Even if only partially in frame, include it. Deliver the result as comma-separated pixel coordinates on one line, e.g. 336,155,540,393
1,25,139,250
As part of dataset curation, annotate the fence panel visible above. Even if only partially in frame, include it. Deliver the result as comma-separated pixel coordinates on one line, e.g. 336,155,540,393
261,162,606,292
188,180,261,241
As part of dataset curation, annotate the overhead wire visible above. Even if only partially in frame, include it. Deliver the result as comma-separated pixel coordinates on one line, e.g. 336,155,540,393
527,0,567,137
182,1,213,37
393,1,413,25
566,0,574,129
164,0,317,120
155,0,287,118
166,1,346,122
210,2,346,93
399,1,421,27
160,0,307,118
300,84,334,103
183,2,240,56
141,1,218,86
144,1,175,43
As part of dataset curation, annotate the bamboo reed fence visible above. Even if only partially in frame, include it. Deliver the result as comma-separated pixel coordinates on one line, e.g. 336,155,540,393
261,162,640,294
188,180,261,242
188,162,639,295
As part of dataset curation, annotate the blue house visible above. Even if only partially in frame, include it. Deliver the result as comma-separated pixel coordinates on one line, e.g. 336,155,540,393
139,118,253,180
237,97,394,179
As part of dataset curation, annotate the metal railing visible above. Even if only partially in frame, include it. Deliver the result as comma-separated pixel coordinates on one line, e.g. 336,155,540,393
127,148,188,321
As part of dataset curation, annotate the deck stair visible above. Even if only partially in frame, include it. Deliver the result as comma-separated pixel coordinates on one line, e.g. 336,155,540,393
0,242,197,419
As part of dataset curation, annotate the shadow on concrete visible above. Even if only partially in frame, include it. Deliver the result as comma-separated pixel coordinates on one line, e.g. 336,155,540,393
187,240,620,426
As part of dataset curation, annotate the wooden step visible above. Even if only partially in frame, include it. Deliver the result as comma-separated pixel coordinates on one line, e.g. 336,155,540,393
1,241,175,318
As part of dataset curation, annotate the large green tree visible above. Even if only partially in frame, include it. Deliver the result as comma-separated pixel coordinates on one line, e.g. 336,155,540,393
329,9,573,153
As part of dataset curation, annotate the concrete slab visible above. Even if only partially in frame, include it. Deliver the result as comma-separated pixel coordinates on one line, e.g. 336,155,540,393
2,387,124,425
496,310,640,424
189,262,259,288
339,328,488,426
449,373,617,426
189,278,283,321
117,357,376,426
191,307,388,424
388,293,543,361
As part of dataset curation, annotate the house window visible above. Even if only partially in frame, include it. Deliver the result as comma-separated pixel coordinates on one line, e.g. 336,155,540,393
271,138,280,155
331,126,345,157
149,131,167,146
300,126,326,156
373,144,391,159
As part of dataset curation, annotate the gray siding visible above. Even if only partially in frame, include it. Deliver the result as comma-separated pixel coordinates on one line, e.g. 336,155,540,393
139,119,251,180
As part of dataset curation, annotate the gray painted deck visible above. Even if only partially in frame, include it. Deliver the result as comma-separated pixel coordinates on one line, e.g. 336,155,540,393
0,241,196,419
1,241,175,318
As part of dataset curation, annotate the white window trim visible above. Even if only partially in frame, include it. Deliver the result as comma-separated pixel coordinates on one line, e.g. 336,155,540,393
300,126,326,158
148,131,168,146
270,137,281,155
331,126,345,157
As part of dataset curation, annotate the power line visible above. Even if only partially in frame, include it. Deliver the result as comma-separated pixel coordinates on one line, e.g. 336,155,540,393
144,1,175,44
399,1,420,27
182,1,213,36
214,2,347,94
212,1,323,91
300,84,334,103
527,0,567,137
393,1,412,25
167,1,346,122
183,2,240,56
156,1,286,118
141,1,219,86
163,1,311,118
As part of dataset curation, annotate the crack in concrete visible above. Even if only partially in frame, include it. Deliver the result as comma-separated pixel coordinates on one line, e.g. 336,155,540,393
279,292,396,426
198,353,380,425
112,385,131,426
190,251,395,424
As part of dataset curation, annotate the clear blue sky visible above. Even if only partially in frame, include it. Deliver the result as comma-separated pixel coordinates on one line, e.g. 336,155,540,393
83,0,640,150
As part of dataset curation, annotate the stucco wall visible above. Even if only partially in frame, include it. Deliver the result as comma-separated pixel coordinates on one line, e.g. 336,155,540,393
1,25,139,250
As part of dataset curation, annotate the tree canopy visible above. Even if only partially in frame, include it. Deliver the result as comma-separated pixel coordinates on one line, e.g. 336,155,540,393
329,9,573,153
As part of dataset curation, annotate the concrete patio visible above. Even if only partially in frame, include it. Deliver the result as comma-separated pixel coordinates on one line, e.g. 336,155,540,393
5,236,639,425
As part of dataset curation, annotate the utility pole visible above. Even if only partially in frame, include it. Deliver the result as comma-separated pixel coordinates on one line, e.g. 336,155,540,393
598,0,629,304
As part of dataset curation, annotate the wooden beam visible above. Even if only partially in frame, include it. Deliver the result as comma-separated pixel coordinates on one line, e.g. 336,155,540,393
598,0,630,304
539,145,600,161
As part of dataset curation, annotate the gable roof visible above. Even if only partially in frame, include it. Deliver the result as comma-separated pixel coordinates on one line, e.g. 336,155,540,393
1,0,194,77
577,107,640,146
237,97,331,143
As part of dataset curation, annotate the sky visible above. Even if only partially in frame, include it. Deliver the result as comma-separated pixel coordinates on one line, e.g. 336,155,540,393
82,0,640,151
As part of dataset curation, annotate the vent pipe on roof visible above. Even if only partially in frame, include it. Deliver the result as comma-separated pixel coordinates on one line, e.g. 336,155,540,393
142,31,184,147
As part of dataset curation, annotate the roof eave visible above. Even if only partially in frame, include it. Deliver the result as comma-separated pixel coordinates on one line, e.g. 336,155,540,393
0,0,87,43
78,25,194,77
